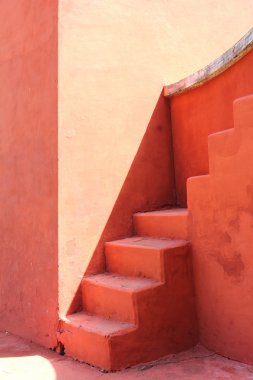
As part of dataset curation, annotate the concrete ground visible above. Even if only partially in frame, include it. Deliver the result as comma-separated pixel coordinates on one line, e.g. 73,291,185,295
1,332,253,380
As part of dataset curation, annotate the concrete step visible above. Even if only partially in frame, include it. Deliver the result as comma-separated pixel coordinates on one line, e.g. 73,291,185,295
58,311,136,370
134,208,189,239
82,273,161,323
106,236,189,280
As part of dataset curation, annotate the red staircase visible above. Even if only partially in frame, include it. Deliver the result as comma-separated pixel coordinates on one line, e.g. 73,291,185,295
58,208,197,371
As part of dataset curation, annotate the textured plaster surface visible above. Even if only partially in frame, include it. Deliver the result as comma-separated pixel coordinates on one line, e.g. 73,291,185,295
188,95,253,364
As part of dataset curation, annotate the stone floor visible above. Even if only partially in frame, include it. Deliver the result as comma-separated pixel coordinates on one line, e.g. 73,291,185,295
1,332,253,379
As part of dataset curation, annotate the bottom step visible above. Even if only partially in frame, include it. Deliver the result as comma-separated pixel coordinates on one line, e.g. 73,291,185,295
58,312,136,370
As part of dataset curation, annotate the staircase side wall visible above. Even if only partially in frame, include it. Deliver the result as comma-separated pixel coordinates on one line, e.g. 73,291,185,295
187,95,253,364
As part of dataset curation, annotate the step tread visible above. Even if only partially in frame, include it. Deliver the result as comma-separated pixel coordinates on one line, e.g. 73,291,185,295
134,208,188,217
106,236,188,250
84,272,161,291
62,311,135,335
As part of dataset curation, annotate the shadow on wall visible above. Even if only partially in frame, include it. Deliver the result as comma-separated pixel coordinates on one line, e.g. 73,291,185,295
66,91,177,315
171,49,253,207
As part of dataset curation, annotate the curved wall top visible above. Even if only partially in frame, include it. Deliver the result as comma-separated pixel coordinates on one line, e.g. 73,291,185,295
164,28,253,97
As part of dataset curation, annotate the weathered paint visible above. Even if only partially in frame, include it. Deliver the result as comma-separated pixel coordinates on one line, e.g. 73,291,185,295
188,95,253,364
0,1,58,347
165,28,253,96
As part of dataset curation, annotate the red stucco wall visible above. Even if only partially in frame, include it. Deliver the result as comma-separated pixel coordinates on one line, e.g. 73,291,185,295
171,50,253,206
0,1,58,347
187,94,253,364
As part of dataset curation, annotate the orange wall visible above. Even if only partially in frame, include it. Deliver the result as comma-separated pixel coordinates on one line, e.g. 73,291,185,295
0,1,58,347
58,0,253,316
187,94,253,364
171,50,253,206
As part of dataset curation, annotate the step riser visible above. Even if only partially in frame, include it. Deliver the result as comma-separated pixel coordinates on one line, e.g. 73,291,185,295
106,243,189,281
134,214,188,239
106,245,163,280
58,320,110,369
82,279,136,323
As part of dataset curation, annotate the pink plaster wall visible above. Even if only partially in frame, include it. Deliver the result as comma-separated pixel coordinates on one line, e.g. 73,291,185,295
0,1,58,347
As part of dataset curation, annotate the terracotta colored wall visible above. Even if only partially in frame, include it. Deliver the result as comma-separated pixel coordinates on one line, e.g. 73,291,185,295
0,1,58,347
58,0,253,316
187,95,253,364
171,50,253,206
